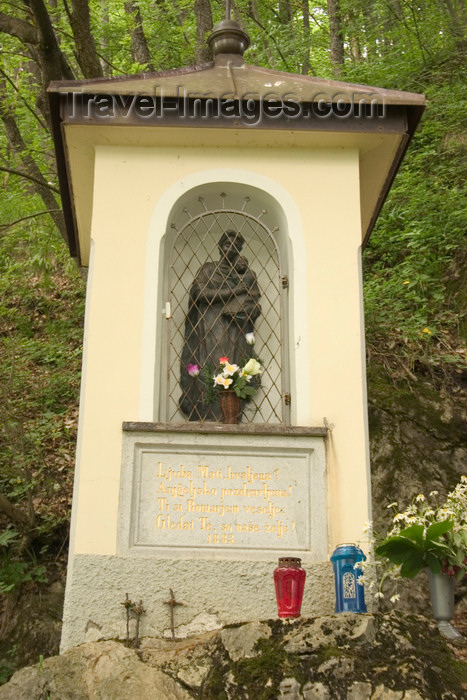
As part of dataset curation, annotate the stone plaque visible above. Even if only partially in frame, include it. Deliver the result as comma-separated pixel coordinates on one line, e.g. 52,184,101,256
119,429,327,559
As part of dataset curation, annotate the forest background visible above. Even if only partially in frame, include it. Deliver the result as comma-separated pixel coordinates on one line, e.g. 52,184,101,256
0,0,465,682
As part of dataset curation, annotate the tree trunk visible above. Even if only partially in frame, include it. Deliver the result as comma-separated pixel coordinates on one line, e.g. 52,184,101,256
327,0,344,76
278,0,293,24
194,0,213,64
124,1,154,69
69,0,104,78
442,0,467,53
302,0,312,74
0,94,66,240
22,0,74,127
28,0,74,84
247,0,274,66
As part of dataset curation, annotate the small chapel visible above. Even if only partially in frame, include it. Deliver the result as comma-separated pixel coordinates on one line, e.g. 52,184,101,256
48,7,425,649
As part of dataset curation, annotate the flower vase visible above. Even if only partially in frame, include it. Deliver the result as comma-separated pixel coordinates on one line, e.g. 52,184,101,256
427,570,463,639
219,390,242,424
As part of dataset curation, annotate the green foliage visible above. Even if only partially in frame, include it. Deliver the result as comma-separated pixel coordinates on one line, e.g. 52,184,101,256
367,479,467,598
0,529,48,593
376,520,453,578
362,64,467,378
0,190,85,591
0,645,17,685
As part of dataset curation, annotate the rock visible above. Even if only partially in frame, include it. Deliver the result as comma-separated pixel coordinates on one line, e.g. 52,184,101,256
0,640,192,700
347,681,373,699
220,621,271,661
174,660,211,689
0,614,464,699
350,616,376,644
371,685,403,699
279,677,302,698
0,666,49,700
284,613,374,654
317,656,354,678
302,681,332,699
0,582,64,671
139,632,217,690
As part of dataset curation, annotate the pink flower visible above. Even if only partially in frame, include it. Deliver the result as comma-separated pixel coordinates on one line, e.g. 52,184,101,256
219,356,229,364
187,363,200,377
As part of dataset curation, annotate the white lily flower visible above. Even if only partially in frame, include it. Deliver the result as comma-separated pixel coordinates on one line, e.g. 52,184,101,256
223,363,240,377
214,375,233,388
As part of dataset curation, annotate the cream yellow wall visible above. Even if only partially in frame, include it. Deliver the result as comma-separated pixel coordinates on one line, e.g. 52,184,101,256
71,142,371,557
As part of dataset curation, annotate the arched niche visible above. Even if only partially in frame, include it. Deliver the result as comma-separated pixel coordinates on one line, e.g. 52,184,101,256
156,181,292,424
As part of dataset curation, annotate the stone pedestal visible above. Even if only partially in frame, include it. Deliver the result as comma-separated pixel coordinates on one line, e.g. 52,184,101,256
60,425,332,650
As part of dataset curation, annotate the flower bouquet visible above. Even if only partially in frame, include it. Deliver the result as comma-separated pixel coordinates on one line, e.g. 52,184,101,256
185,353,262,423
358,477,467,606
203,355,262,402
375,478,467,581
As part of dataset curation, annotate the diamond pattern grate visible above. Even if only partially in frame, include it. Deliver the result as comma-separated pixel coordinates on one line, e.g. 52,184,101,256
165,194,288,424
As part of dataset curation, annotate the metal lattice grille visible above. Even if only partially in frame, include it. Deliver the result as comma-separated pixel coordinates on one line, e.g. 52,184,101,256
164,193,288,424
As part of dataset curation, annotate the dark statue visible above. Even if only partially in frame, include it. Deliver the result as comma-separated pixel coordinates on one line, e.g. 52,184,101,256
180,230,261,420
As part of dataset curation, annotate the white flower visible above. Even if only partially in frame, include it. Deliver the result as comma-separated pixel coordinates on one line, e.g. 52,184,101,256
386,502,398,509
390,594,400,604
214,375,233,388
438,508,451,519
429,491,439,497
242,358,262,376
374,592,384,599
415,494,425,502
223,363,240,377
362,520,373,534
461,475,467,483
245,332,255,345
353,561,363,570
393,513,405,522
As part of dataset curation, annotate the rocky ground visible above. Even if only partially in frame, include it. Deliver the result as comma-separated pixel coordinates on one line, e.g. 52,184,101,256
0,613,465,699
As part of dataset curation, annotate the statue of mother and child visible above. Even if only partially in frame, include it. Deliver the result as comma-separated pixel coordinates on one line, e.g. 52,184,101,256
179,229,262,421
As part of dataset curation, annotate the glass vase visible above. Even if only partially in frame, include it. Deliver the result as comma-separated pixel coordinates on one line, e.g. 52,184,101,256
274,557,306,618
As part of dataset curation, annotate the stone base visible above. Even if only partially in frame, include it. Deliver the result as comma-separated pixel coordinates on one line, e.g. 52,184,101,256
60,555,334,651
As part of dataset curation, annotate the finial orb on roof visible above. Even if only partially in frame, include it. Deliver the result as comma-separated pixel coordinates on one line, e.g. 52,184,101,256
208,19,250,57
